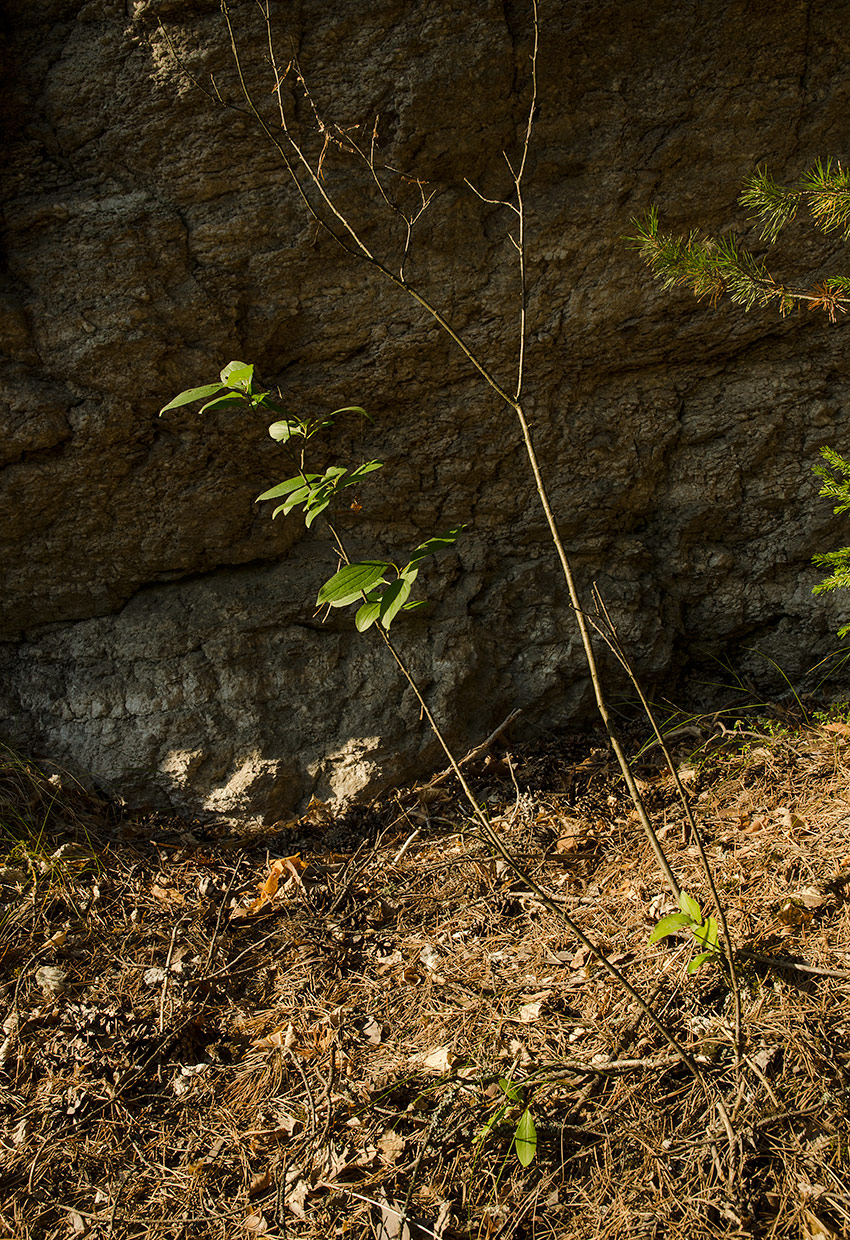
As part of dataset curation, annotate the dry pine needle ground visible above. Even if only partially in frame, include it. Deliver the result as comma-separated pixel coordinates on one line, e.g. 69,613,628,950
1,711,849,1240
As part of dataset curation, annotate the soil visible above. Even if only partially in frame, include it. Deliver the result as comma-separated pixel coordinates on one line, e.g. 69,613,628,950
2,707,849,1240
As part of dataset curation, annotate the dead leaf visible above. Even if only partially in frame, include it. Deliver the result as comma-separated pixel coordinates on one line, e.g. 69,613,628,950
248,1168,273,1199
151,883,185,905
360,1016,382,1045
776,898,813,927
418,944,441,971
243,1212,268,1234
422,1046,456,1072
252,1023,295,1051
795,885,830,909
231,855,307,920
518,1000,543,1023
802,1208,840,1240
374,1199,437,1240
66,1209,86,1235
824,721,850,738
378,1129,407,1162
35,966,67,995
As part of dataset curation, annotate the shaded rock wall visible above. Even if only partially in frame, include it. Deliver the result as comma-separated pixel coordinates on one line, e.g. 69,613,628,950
2,0,850,818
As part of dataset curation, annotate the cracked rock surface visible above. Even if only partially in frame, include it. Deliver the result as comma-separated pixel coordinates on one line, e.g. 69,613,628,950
2,0,849,817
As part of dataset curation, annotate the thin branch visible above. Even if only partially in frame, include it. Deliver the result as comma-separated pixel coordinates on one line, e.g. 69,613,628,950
589,584,743,1060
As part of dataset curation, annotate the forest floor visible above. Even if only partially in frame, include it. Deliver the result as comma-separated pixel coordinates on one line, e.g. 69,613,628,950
2,702,850,1240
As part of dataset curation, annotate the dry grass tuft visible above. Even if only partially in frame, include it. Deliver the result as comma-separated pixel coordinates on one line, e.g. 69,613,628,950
1,716,849,1240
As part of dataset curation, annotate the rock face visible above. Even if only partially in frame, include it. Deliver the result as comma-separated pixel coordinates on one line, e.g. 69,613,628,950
2,0,850,818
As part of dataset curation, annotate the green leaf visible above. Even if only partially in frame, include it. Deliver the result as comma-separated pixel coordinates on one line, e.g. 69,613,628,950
678,891,702,923
687,951,716,975
349,460,384,480
498,1078,522,1104
256,476,317,502
648,912,692,944
514,1109,537,1167
220,361,253,389
693,916,719,953
355,601,381,632
331,405,372,420
281,486,313,515
475,1104,509,1147
406,525,466,569
304,496,332,528
379,577,413,629
268,419,305,443
317,561,390,608
198,393,248,414
159,383,225,414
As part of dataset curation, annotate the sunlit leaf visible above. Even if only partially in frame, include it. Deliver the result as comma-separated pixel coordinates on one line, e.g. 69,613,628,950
405,525,466,569
648,912,691,943
678,891,702,922
159,383,225,414
693,916,719,952
687,951,716,975
268,419,305,443
198,393,248,414
331,405,372,419
379,577,412,628
498,1078,522,1103
317,562,390,608
355,601,381,632
220,360,253,388
514,1109,537,1166
349,460,384,480
257,476,316,502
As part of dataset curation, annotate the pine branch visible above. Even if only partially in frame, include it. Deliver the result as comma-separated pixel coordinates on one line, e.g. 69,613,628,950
740,158,850,242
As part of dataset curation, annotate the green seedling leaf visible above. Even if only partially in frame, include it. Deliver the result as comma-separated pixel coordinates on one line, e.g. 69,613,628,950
159,383,225,414
693,916,719,953
280,486,314,516
514,1109,537,1167
220,360,254,389
678,891,702,923
475,1103,509,1147
379,577,413,629
198,393,248,414
355,601,381,632
648,911,692,944
687,951,716,975
257,476,318,502
498,1078,523,1104
317,561,390,608
255,394,292,416
268,419,306,443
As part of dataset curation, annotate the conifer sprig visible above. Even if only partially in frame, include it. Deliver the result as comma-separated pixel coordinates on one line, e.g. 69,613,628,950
631,160,850,322
629,208,794,313
740,159,850,243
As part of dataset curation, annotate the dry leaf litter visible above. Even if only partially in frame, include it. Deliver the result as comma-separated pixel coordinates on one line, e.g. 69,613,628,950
1,711,849,1240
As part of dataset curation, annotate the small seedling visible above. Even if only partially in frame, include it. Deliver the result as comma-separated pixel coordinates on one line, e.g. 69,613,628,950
476,1078,537,1167
649,890,720,974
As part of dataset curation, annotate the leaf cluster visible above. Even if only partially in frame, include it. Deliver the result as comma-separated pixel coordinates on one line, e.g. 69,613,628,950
316,527,465,632
161,361,464,634
476,1077,537,1168
649,890,720,974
